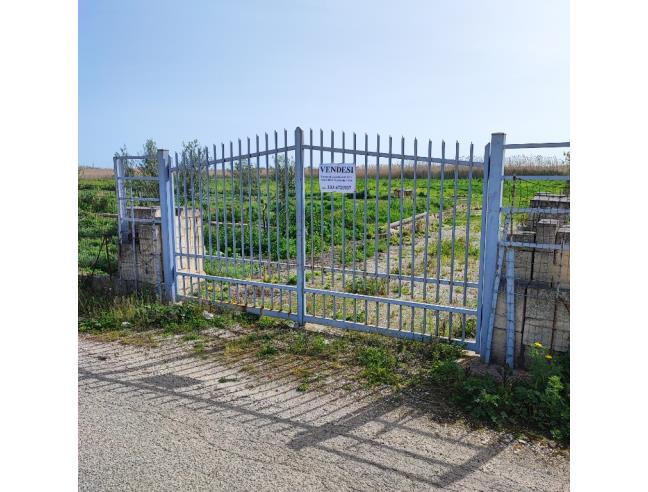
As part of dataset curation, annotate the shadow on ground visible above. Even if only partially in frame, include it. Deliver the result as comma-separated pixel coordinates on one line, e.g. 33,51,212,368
78,336,567,490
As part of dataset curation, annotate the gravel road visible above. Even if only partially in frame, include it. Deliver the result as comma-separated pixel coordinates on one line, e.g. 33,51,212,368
79,335,569,491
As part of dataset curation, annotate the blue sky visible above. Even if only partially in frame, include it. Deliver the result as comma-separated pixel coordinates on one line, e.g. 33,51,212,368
79,0,569,167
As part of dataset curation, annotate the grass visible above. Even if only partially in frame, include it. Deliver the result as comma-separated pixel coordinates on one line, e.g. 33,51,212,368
356,346,400,385
257,342,278,357
78,287,230,334
78,180,119,276
345,278,388,296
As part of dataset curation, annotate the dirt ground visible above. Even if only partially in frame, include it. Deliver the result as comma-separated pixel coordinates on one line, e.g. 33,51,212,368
79,334,569,491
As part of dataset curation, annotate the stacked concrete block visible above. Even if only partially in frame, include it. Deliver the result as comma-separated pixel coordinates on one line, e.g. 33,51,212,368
510,230,535,280
118,206,206,297
490,192,569,367
536,218,560,243
527,193,570,230
118,207,163,290
522,288,558,346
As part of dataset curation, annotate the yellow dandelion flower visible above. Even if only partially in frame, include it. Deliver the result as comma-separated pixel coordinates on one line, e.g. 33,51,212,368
534,342,543,348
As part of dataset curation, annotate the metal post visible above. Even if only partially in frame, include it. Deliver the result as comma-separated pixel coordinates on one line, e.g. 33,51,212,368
113,156,128,243
158,149,177,303
294,127,306,326
479,132,506,359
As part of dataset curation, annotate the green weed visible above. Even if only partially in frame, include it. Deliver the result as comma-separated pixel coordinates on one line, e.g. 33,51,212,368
257,343,278,357
427,342,569,444
356,346,400,386
345,278,387,296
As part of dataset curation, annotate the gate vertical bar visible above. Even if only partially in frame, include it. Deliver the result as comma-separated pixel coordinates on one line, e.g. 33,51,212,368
505,247,516,367
294,127,306,326
478,132,506,358
158,149,177,303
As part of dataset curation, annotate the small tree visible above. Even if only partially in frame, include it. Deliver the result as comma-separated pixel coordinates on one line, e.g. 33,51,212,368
140,139,158,177
114,140,160,197
181,139,202,167
114,145,131,174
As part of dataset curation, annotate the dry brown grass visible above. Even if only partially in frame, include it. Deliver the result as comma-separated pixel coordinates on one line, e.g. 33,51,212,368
79,167,114,179
304,163,569,179
79,157,568,181
200,163,568,179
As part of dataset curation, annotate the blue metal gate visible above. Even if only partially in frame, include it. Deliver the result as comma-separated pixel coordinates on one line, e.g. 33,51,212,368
138,129,568,356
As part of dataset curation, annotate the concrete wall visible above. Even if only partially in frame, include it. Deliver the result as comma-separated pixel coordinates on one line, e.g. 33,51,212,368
490,195,570,368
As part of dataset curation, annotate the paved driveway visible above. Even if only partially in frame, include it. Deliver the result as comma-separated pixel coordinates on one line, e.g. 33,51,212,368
79,336,569,491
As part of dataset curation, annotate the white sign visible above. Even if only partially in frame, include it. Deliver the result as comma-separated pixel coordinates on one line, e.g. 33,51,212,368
318,163,356,192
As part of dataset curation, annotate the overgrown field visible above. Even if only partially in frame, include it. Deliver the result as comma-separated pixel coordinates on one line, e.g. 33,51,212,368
78,179,118,275
79,169,568,279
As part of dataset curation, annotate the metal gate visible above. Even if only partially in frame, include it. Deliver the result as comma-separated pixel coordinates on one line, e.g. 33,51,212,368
148,128,516,351
113,130,569,356
109,128,569,354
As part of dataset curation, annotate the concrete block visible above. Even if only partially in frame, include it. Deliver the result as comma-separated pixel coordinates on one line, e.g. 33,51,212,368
553,249,570,286
528,194,569,229
555,293,570,332
556,225,570,245
552,330,570,353
519,286,569,354
515,250,533,281
530,193,570,210
522,317,553,348
532,251,556,284
536,219,560,244
525,287,555,319
510,230,536,245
